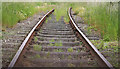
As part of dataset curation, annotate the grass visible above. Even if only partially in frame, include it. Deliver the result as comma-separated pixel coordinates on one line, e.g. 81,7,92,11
2,2,71,28
48,39,63,46
1,2,82,29
54,43,59,46
68,55,72,59
77,49,80,52
49,39,55,42
35,54,40,58
33,44,42,51
67,47,73,52
2,2,118,41
65,2,118,41
34,36,38,42
2,3,37,28
81,3,118,41
53,49,64,52
2,2,54,29
90,40,118,52
59,41,63,46
91,40,119,67
68,63,75,67
48,39,54,46
2,2,118,67
46,52,50,57
49,43,54,46
45,19,48,23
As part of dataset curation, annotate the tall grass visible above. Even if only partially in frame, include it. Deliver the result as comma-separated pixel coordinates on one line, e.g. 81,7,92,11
2,2,57,29
2,2,38,28
2,2,82,28
53,3,70,23
2,2,118,41
83,3,118,41
52,3,84,23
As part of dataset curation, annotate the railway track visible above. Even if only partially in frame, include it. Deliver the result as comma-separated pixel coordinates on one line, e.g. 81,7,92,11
7,8,113,68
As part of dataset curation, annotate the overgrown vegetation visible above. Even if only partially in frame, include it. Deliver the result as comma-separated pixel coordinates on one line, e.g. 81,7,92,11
2,2,54,29
2,2,118,41
90,40,118,67
2,3,37,28
82,3,118,41
90,40,118,52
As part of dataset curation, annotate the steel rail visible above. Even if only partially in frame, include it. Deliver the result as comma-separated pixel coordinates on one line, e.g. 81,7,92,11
8,9,54,69
68,7,113,69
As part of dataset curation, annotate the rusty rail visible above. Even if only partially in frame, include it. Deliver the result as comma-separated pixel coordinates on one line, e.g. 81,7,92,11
8,9,54,69
68,7,113,69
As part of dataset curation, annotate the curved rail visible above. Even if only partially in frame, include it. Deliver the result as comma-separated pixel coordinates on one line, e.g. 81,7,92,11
8,9,54,69
68,7,113,68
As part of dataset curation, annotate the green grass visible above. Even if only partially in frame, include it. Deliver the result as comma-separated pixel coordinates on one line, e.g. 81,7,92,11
68,55,72,59
77,49,80,52
2,2,54,29
48,39,54,46
33,44,42,51
49,39,55,42
53,49,64,52
68,63,75,67
54,42,59,46
34,36,38,42
2,2,81,28
48,39,63,46
82,3,118,41
48,43,54,46
90,40,118,52
46,52,50,57
67,2,118,41
35,54,41,58
59,41,63,46
2,2,118,41
67,47,73,52
45,19,48,23
2,3,38,28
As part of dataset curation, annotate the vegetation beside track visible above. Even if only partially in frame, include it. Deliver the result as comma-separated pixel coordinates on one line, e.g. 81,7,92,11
2,2,118,41
2,3,36,28
2,2,118,67
2,2,54,29
83,3,118,41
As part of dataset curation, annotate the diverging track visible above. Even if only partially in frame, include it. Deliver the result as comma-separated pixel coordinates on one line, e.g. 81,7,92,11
8,8,113,68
